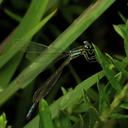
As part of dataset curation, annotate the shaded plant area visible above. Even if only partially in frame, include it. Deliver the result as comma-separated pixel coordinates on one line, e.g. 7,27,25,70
0,0,128,128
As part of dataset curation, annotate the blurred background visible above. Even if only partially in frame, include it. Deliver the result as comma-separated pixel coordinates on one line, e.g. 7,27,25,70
0,0,128,127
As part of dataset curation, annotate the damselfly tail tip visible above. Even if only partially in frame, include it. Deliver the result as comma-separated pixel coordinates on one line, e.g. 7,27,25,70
26,103,36,120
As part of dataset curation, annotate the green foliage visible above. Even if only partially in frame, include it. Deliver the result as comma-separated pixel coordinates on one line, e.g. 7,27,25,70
0,0,114,106
25,19,128,128
0,3,56,104
0,0,53,89
39,99,54,128
0,113,7,128
113,23,128,57
1,0,128,128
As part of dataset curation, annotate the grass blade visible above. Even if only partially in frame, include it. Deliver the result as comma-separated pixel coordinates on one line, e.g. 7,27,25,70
0,0,50,68
39,99,54,128
113,24,128,57
0,0,51,88
93,44,121,92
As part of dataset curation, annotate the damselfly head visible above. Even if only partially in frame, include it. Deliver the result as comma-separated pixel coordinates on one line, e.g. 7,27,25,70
83,41,92,49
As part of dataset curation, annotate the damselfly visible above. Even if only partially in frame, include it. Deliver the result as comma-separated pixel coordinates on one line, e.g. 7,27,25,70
26,41,96,119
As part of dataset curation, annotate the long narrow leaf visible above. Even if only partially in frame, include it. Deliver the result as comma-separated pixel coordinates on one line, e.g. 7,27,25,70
113,24,128,56
93,44,121,92
0,0,50,68
39,99,54,128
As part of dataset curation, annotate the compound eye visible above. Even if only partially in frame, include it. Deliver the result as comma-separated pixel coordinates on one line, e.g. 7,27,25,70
83,41,92,49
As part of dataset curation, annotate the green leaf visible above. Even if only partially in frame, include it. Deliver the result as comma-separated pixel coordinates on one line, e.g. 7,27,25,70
111,113,128,119
73,108,99,128
0,52,23,89
113,59,128,79
24,117,39,128
113,24,128,56
39,99,54,128
4,9,22,22
73,102,92,113
0,113,7,128
118,12,127,23
54,112,72,128
93,44,121,92
98,82,110,113
120,102,128,110
99,83,128,122
0,0,3,4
